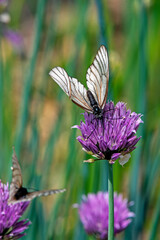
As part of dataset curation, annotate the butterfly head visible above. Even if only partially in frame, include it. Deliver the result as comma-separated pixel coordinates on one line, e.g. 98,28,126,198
93,106,103,119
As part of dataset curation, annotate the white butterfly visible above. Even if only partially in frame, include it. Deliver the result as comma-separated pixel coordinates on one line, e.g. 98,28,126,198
8,147,66,205
49,45,109,118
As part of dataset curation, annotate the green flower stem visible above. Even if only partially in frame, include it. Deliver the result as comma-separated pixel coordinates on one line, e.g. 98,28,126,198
108,163,114,240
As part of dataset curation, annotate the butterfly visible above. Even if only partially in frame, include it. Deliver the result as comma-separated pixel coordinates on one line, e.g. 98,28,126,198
8,147,66,205
49,45,109,119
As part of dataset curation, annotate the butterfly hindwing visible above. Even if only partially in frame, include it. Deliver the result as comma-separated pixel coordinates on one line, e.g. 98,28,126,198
69,77,93,112
86,45,109,108
25,189,66,201
9,189,66,204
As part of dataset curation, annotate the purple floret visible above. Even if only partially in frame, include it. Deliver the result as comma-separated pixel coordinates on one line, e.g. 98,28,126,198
0,180,31,239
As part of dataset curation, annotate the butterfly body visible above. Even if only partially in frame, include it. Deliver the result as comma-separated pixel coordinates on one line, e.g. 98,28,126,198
49,45,109,117
14,187,28,200
87,90,103,118
8,148,66,205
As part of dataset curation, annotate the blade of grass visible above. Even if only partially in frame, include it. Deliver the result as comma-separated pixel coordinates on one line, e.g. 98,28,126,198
15,0,47,156
0,41,4,172
46,124,78,239
149,192,160,240
41,106,64,188
95,0,108,47
126,1,148,239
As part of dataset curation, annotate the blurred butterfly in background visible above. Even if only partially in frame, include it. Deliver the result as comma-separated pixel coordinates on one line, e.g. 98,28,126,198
49,45,109,119
8,147,66,205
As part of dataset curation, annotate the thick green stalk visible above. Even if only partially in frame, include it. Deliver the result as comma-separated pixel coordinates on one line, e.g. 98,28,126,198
108,163,114,240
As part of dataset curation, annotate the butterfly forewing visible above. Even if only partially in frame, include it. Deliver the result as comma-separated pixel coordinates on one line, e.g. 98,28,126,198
86,45,109,108
49,68,93,112
49,67,72,97
8,148,23,203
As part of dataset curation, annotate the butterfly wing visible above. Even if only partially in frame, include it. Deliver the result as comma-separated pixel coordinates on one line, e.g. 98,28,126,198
49,67,93,112
8,147,23,204
69,77,93,112
49,67,72,97
9,188,66,204
8,148,66,205
86,45,109,108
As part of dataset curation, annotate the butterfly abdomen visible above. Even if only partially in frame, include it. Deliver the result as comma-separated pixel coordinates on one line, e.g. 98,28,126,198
15,187,28,200
87,90,97,106
87,90,102,118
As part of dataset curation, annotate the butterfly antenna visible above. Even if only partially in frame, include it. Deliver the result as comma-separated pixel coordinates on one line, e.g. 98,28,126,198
12,146,16,156
26,187,39,191
103,108,124,121
85,117,103,140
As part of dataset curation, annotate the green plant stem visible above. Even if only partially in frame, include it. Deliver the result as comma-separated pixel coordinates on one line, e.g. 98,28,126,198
108,163,114,240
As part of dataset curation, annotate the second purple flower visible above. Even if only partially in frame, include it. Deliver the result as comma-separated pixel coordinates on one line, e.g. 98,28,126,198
75,191,134,240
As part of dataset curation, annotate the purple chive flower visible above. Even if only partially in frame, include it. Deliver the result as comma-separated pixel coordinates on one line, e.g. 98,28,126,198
3,29,23,49
76,192,134,240
0,180,31,239
0,0,24,52
0,0,8,7
73,101,143,165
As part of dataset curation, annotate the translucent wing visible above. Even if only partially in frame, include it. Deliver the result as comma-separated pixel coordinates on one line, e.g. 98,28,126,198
8,148,66,205
86,45,109,108
49,67,93,112
8,147,23,203
49,67,72,97
69,77,93,112
9,188,66,204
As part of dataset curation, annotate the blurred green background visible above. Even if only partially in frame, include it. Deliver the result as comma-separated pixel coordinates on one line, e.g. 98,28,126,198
0,0,160,239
